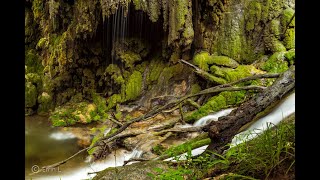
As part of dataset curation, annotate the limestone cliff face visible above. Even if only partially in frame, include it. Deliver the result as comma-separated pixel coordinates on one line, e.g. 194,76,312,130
25,0,295,118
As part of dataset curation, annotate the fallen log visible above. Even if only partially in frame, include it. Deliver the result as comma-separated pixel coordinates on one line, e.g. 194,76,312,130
203,66,295,154
33,70,281,172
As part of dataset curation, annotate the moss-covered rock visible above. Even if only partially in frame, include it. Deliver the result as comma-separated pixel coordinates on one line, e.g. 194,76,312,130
119,51,142,69
261,52,288,73
193,51,212,71
284,49,295,65
50,92,109,126
37,92,53,115
25,82,37,108
193,52,239,71
281,8,295,28
210,56,239,68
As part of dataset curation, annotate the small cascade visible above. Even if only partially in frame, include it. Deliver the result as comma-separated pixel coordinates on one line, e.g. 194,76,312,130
193,108,235,127
230,92,295,147
165,92,295,161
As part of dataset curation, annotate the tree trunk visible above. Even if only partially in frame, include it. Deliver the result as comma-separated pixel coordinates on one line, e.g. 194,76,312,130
204,66,295,154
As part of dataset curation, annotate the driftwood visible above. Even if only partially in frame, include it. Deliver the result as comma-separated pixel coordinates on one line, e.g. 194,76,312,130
33,69,281,173
204,66,295,154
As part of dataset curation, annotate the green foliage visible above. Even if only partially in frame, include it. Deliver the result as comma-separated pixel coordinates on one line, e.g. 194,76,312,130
224,118,295,178
150,116,295,179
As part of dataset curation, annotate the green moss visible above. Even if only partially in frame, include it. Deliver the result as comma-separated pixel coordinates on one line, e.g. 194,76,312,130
119,51,142,69
261,52,288,73
186,91,246,122
245,1,262,31
162,133,210,157
193,51,212,71
136,61,148,74
210,56,239,68
148,0,161,22
107,94,123,110
266,36,287,52
50,95,105,127
283,28,295,50
25,82,37,108
32,0,44,22
224,65,254,83
270,19,281,36
284,49,295,65
36,37,49,49
190,84,201,94
106,64,125,85
175,0,188,31
158,64,184,85
125,71,143,101
91,92,108,119
25,49,43,74
281,8,295,28
148,56,165,84
37,92,53,114
25,73,42,87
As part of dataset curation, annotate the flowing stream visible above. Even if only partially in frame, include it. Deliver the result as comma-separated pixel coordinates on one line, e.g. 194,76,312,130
25,92,295,179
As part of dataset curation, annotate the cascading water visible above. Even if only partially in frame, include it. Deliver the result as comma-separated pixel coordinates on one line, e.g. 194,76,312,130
164,92,295,161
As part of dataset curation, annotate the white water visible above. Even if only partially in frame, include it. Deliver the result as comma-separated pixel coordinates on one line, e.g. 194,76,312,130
165,92,295,161
193,108,235,127
49,132,77,140
230,92,295,147
32,149,136,180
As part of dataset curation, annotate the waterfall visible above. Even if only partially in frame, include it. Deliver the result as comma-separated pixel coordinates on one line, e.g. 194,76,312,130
193,108,235,127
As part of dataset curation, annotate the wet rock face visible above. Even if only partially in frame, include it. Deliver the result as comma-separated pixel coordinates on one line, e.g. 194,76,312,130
25,0,294,120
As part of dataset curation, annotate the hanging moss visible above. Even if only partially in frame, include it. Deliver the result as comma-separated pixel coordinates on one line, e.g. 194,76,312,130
147,56,166,84
125,71,143,101
245,1,262,32
283,28,295,50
